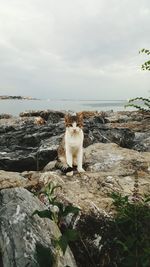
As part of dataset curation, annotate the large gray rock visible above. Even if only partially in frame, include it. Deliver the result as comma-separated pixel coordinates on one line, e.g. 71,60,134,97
84,143,149,174
0,112,135,172
0,110,149,172
0,188,77,267
107,111,150,151
0,121,63,171
19,110,65,122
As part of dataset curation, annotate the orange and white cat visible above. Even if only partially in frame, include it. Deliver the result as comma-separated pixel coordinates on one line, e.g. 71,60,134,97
56,112,85,176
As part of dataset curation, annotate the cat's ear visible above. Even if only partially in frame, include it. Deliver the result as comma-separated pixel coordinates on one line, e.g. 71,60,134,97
65,114,70,124
77,112,83,128
77,112,83,121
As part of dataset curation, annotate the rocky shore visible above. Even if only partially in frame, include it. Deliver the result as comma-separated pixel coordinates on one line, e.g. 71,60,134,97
0,109,150,267
0,95,38,100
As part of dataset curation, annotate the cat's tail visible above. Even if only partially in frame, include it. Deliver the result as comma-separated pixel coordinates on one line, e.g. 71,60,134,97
55,160,73,174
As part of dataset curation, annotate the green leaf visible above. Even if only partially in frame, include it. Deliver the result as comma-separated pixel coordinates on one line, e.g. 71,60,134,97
116,240,129,252
63,205,80,217
56,235,68,255
36,243,54,267
32,209,53,220
56,229,78,255
50,184,62,195
140,48,145,53
64,229,79,241
144,196,150,203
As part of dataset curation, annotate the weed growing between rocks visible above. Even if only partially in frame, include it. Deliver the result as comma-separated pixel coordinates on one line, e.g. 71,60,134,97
33,182,80,266
110,173,150,267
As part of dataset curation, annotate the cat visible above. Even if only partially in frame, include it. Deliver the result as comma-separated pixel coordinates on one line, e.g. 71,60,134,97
56,112,85,176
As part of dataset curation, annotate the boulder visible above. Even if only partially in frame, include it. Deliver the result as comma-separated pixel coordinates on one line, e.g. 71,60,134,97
107,111,150,151
0,171,25,189
0,114,12,119
0,110,149,172
0,187,77,267
0,119,63,171
84,143,149,175
19,110,65,122
83,124,134,148
133,132,150,152
0,170,41,190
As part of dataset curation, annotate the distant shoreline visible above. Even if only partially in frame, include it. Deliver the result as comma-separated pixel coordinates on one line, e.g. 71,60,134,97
0,95,38,100
0,95,126,102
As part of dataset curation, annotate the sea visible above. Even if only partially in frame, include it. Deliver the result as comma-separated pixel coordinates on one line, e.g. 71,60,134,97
0,99,133,116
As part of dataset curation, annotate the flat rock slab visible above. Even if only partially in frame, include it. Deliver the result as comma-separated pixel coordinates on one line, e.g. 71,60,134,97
37,143,150,213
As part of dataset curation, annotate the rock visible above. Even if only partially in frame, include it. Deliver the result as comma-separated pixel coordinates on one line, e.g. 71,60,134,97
84,143,149,175
0,110,149,171
20,110,65,122
83,124,134,148
1,143,149,212
0,109,149,267
0,187,77,267
0,120,63,171
107,111,150,151
0,170,44,191
133,132,150,152
0,141,149,266
0,171,25,189
43,160,57,171
0,114,12,119
37,143,150,213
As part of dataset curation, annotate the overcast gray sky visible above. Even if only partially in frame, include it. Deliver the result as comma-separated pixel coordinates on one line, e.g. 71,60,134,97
0,0,149,100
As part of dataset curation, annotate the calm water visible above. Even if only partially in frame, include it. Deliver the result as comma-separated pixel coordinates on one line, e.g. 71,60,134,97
0,99,131,116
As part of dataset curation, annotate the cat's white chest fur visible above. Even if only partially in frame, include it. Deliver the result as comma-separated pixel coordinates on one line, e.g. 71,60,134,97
65,130,83,149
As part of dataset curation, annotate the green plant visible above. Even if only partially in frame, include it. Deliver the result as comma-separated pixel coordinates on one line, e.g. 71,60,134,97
125,97,150,112
33,182,80,261
110,176,150,267
139,48,150,71
125,49,150,112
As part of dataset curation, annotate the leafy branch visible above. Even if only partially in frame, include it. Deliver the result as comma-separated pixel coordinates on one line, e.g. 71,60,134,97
125,97,150,112
139,48,150,71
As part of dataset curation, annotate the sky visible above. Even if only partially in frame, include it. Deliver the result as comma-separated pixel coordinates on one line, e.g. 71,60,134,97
0,0,149,100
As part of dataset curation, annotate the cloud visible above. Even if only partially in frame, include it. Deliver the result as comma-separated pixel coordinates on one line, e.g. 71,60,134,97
0,0,149,99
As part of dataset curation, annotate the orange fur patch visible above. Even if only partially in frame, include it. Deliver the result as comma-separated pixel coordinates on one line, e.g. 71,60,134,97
35,117,46,125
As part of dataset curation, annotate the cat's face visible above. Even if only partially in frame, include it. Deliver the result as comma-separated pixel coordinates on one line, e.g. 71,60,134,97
65,113,83,134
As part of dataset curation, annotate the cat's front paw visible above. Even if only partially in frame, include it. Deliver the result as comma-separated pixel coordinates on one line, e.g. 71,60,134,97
77,168,85,173
66,171,74,177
